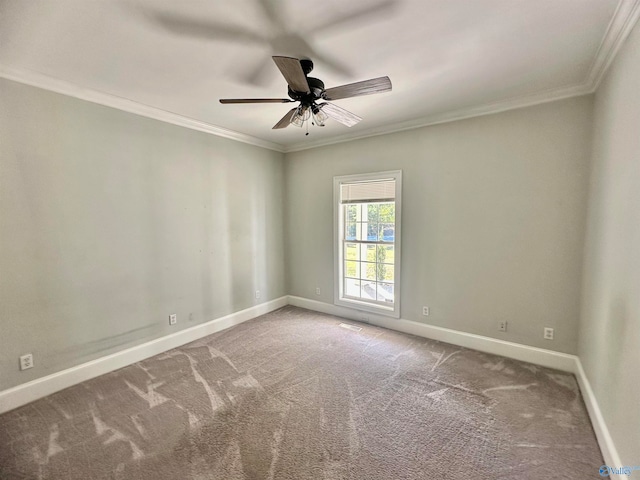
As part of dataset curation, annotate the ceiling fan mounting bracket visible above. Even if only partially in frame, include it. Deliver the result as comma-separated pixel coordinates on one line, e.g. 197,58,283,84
300,59,314,75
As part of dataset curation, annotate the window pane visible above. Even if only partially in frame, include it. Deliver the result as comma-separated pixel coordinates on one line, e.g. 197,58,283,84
364,244,376,262
363,262,376,280
374,262,386,282
367,204,379,223
377,283,394,303
345,261,360,279
379,223,394,242
376,245,391,264
344,278,361,298
378,245,394,264
379,264,394,282
360,281,377,301
345,222,356,240
336,174,400,315
346,205,358,222
367,223,378,241
345,243,359,260
379,203,395,222
375,244,386,265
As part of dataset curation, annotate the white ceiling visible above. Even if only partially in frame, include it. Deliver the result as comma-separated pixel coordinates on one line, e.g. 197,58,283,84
1,0,637,152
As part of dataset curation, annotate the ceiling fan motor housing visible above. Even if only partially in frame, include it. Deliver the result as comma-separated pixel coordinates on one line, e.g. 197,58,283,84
288,77,325,105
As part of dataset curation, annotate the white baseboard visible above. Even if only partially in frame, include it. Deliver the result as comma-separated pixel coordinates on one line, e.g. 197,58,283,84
573,358,622,470
0,293,621,472
0,296,288,414
288,295,622,469
288,296,577,372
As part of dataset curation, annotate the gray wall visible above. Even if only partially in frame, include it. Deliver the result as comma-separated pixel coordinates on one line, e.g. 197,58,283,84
1,32,637,459
285,97,593,354
0,79,286,390
579,21,640,464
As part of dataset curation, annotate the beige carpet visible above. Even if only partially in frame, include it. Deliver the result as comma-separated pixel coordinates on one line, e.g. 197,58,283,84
0,306,605,479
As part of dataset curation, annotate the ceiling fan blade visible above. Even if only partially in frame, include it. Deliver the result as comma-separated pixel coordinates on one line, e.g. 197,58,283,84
304,47,352,78
272,108,299,129
220,98,294,104
319,103,362,127
272,56,310,94
147,12,265,44
256,0,285,30
323,76,392,101
240,56,275,86
310,0,397,35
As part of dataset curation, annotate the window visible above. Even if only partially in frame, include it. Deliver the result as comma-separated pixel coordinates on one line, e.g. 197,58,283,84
334,171,402,317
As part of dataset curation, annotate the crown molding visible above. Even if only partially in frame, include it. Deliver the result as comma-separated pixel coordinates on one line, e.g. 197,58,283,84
283,82,593,153
285,0,640,153
0,66,286,153
1,0,638,154
586,0,640,90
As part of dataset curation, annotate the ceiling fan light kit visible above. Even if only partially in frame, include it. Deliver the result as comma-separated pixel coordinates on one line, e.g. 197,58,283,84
219,56,391,134
311,104,328,127
290,105,310,128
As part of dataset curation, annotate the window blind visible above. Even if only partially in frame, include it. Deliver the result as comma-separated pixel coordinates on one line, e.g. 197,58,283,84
340,179,395,203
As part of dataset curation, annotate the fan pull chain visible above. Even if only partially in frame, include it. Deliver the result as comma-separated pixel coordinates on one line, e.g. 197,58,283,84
306,119,309,136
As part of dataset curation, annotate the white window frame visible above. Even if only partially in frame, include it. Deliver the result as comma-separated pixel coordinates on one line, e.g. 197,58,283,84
333,170,402,318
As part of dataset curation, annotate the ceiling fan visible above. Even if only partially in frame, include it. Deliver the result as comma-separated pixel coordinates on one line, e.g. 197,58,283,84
219,56,392,132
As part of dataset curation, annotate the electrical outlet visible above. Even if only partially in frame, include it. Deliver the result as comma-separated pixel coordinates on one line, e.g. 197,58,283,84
544,327,554,340
422,306,430,316
20,353,33,371
315,287,321,295
255,290,261,299
169,314,177,326
498,321,507,332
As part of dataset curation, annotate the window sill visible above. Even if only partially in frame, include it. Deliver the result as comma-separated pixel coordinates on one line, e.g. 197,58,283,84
335,296,400,319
